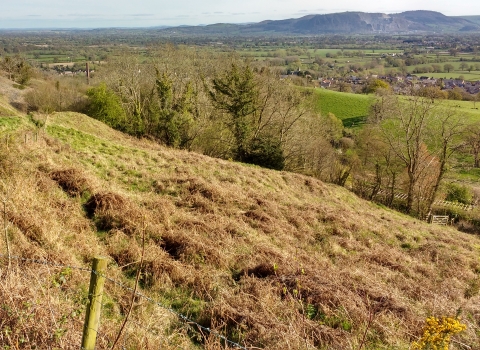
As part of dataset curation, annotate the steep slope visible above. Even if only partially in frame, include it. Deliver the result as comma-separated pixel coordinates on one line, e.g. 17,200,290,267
1,110,480,349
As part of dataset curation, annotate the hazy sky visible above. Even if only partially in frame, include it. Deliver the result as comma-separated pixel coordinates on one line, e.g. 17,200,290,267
1,0,480,29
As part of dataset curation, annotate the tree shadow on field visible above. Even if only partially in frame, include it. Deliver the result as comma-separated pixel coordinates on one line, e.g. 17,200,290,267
342,116,367,128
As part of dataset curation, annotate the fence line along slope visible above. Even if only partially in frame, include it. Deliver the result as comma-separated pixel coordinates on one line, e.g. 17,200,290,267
2,109,480,349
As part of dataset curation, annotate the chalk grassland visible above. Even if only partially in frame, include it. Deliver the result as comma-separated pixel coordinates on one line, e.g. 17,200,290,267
1,97,480,349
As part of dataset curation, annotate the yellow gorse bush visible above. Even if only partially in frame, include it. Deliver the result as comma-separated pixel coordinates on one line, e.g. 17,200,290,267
412,316,466,350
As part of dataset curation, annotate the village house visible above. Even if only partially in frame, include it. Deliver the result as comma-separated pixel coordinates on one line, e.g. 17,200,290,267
320,79,332,88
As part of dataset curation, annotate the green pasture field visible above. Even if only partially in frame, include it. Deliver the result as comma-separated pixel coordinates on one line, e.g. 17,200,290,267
305,48,404,58
26,54,65,63
364,49,404,56
48,62,77,68
237,50,275,57
312,88,375,127
437,99,480,121
308,49,345,57
27,52,93,65
407,61,477,70
426,72,480,81
238,48,404,61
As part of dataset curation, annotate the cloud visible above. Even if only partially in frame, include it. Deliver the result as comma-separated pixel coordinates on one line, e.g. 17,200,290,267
294,11,316,16
128,14,154,17
67,13,101,18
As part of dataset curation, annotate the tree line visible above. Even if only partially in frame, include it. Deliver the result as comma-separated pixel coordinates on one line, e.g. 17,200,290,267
80,48,343,175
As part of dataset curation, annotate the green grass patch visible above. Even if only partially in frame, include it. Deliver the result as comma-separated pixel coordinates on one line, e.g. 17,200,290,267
47,125,102,150
312,88,374,125
436,99,480,122
454,167,480,181
46,122,157,192
0,116,24,132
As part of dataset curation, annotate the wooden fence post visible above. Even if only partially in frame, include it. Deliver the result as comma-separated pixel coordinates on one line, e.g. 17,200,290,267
81,256,108,350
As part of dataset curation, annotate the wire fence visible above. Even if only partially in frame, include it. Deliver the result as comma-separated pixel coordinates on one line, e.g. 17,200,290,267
362,185,478,213
0,253,248,350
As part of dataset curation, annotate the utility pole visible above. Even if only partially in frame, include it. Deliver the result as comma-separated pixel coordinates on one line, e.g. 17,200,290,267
86,62,90,85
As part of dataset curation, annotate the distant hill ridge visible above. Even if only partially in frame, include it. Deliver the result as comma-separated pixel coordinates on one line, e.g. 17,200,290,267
160,10,480,35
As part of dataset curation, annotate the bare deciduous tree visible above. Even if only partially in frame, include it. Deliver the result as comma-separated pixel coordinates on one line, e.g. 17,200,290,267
366,89,466,216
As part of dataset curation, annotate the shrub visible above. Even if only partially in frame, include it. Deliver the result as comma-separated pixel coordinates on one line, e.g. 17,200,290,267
364,79,390,94
86,82,126,131
445,183,473,204
1,55,34,85
412,316,466,350
50,168,91,197
24,79,87,113
244,137,285,170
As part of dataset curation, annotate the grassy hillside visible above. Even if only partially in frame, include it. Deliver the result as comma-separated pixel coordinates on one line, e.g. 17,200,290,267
313,89,375,127
1,107,480,349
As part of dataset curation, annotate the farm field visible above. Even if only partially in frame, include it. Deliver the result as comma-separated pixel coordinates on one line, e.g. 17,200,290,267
440,98,480,119
312,88,375,127
424,72,480,80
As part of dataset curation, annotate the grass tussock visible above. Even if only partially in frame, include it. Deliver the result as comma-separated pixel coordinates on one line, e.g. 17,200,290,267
50,168,92,197
1,111,480,349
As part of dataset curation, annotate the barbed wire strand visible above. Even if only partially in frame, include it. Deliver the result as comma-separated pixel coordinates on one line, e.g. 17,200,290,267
0,254,247,349
95,269,247,350
0,253,91,272
0,255,112,346
109,306,191,349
